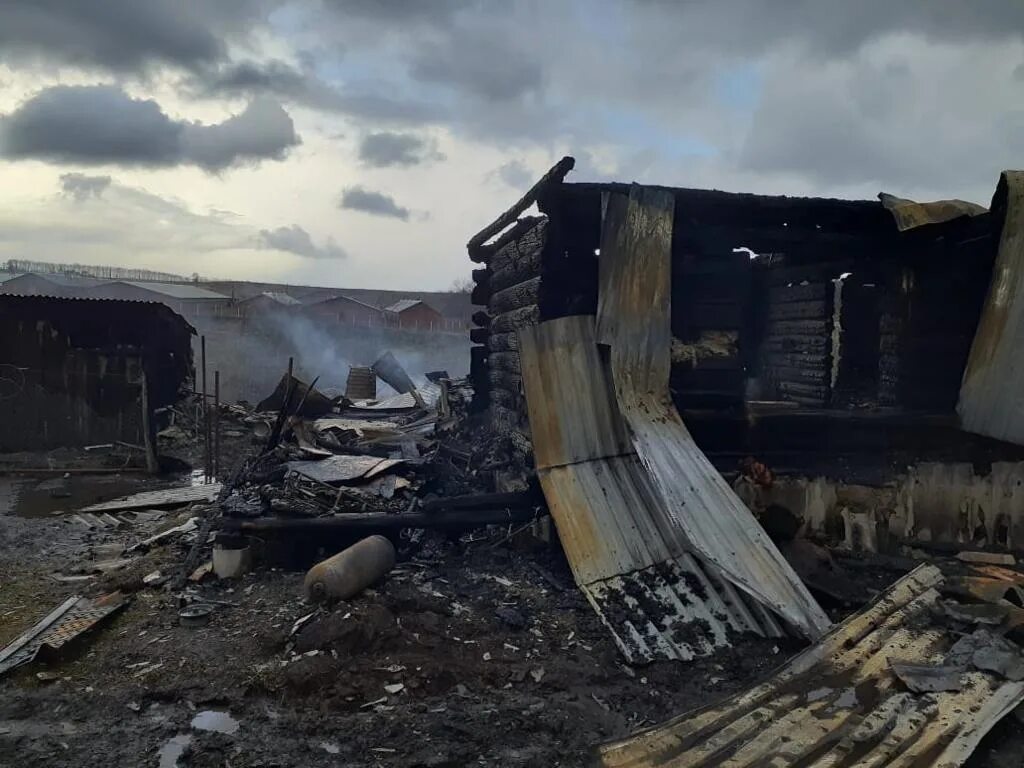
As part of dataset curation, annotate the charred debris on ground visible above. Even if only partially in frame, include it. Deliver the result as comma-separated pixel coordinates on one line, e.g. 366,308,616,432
5,159,1024,765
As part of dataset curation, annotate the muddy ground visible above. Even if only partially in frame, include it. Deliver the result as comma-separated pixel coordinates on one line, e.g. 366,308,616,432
2,467,1024,765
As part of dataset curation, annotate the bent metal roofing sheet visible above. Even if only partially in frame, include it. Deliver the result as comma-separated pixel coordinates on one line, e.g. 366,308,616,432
520,315,787,664
596,184,830,640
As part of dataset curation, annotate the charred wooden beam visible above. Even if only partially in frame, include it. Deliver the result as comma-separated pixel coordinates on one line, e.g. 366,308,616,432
470,281,490,307
488,368,522,395
471,310,491,328
769,283,830,304
489,350,521,375
490,224,547,294
491,305,540,334
222,505,541,534
488,387,521,410
488,331,519,353
768,300,829,321
490,277,541,315
467,157,574,254
472,215,547,265
765,319,831,337
470,327,490,345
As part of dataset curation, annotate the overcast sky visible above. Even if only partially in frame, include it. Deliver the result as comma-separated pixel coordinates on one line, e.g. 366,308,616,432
1,1,1022,290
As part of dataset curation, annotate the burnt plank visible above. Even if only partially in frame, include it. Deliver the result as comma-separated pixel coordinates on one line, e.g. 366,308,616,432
768,283,830,304
490,276,541,315
768,300,829,321
490,305,540,334
489,350,521,375
488,331,520,353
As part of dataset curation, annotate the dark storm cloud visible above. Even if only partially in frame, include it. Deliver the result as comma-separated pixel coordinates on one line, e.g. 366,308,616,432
59,173,112,200
319,0,470,24
409,37,543,102
259,224,346,259
0,85,299,171
634,0,1024,55
339,187,410,220
0,0,272,72
187,61,445,124
357,131,443,167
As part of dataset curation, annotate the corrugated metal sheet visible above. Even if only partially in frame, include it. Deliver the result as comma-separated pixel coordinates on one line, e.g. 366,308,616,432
79,484,221,512
959,171,1024,445
0,593,126,677
596,564,1024,768
520,316,785,664
595,185,830,640
879,192,988,231
287,455,402,484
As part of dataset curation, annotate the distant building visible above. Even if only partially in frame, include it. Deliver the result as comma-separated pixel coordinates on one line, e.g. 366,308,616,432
304,294,386,326
385,299,444,329
0,272,105,297
88,280,231,316
237,291,301,315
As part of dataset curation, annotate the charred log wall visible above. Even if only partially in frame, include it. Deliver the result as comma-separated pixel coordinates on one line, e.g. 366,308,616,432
469,216,549,452
884,214,997,410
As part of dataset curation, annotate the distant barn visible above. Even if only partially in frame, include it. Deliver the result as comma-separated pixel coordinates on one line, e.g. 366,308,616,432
384,298,443,330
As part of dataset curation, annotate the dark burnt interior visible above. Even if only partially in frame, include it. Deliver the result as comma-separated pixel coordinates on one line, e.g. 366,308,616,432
470,175,1024,482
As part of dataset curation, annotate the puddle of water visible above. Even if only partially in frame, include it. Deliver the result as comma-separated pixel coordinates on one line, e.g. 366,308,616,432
0,471,208,518
190,710,239,735
158,734,192,768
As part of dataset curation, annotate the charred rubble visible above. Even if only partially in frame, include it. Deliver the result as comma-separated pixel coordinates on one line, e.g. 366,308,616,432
7,160,1024,766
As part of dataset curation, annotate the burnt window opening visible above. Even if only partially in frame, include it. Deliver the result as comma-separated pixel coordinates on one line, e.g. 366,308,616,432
831,272,883,407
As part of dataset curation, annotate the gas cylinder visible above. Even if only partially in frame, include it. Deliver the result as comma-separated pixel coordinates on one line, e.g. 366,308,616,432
304,535,396,602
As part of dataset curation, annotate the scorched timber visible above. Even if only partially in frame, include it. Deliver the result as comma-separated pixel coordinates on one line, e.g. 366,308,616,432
489,276,541,315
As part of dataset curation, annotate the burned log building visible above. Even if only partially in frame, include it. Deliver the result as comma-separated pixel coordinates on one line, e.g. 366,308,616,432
469,158,1024,551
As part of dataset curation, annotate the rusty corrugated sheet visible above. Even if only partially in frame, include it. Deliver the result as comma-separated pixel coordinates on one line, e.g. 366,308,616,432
879,192,988,231
520,316,786,664
0,593,126,677
597,564,1024,767
959,171,1024,445
596,185,830,640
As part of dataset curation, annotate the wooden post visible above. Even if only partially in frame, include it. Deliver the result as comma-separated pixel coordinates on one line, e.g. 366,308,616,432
214,370,221,479
201,335,209,482
140,369,159,475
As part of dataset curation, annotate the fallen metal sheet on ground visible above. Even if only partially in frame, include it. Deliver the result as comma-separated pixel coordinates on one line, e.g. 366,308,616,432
286,455,403,485
0,593,126,677
78,483,221,513
596,185,830,640
520,316,786,664
596,565,1024,768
